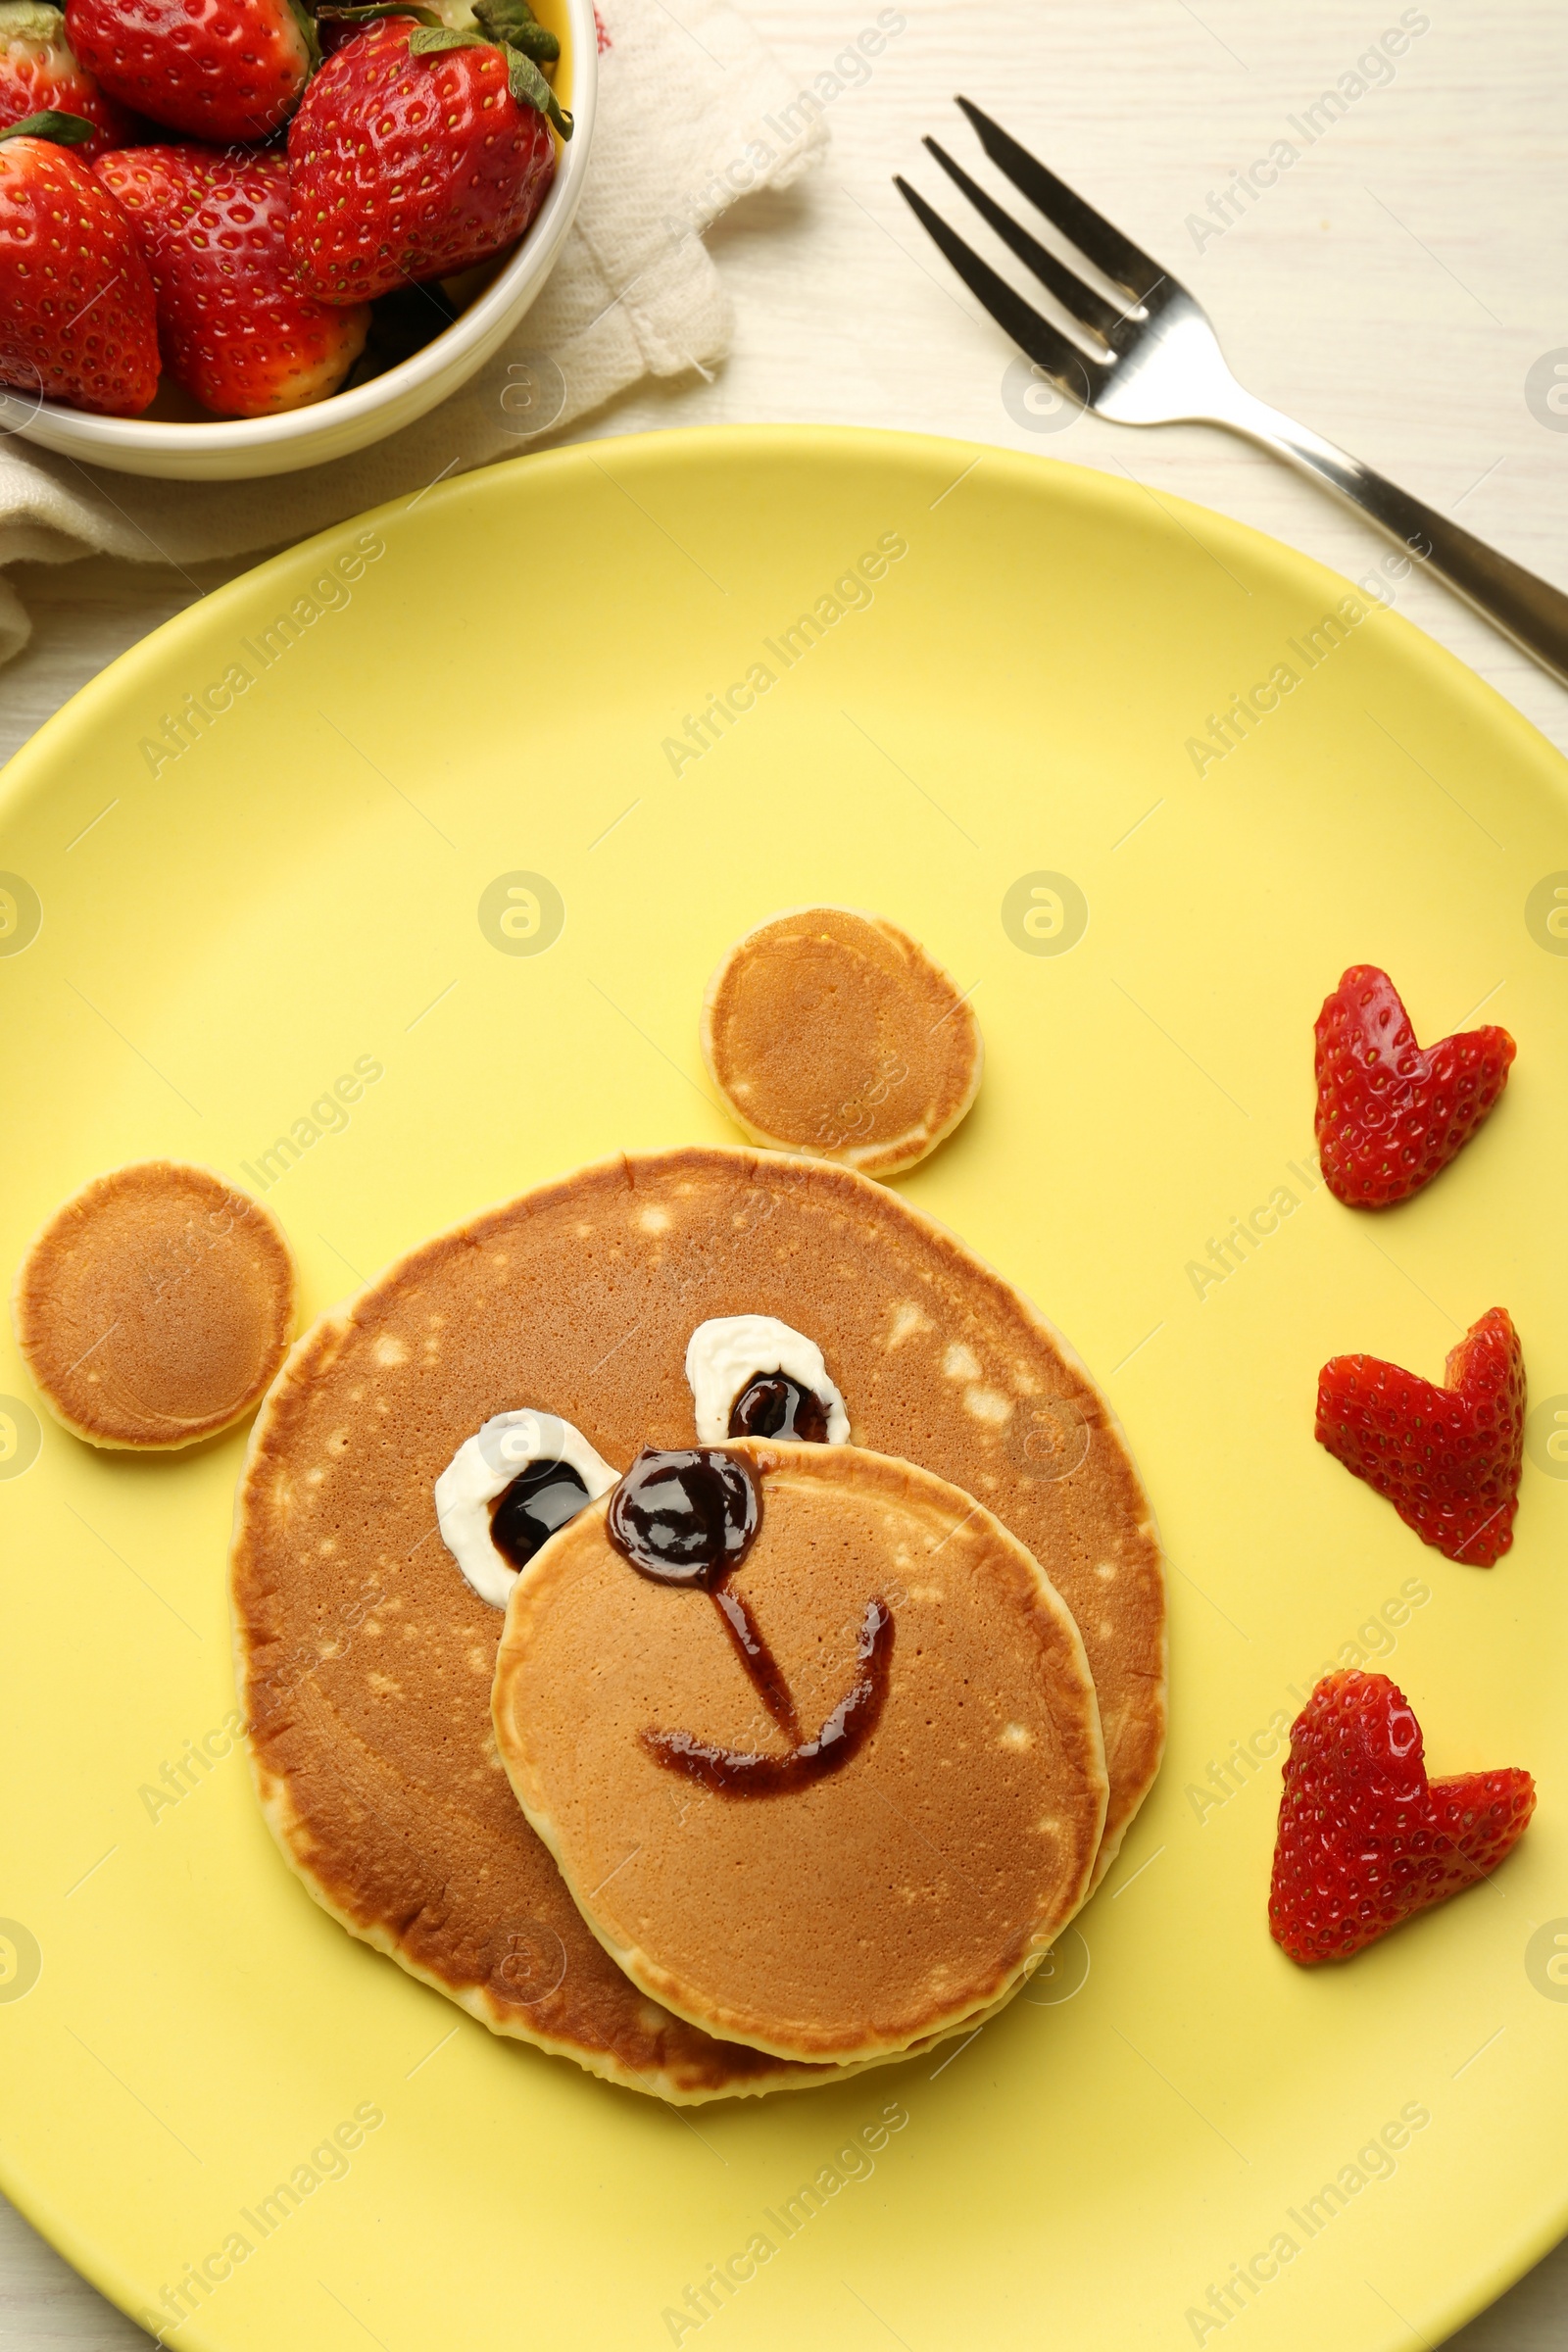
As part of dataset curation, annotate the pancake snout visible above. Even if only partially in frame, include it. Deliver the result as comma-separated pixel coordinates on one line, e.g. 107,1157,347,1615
493,1441,1107,2066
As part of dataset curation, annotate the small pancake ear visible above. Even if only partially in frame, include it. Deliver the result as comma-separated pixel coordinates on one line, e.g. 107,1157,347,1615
12,1159,296,1450
700,905,983,1180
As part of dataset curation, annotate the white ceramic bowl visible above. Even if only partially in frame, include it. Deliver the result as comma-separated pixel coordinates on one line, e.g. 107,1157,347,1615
1,0,596,481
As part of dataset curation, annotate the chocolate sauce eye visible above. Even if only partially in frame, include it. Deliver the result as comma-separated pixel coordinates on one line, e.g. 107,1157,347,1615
489,1459,592,1570
727,1374,829,1444
607,1447,760,1589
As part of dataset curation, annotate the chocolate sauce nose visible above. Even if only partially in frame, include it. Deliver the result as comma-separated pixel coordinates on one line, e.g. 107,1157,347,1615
607,1447,760,1589
727,1374,829,1445
490,1459,592,1570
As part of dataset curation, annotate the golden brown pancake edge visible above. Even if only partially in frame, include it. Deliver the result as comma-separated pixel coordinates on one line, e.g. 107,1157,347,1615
701,906,984,1178
13,1159,296,1450
238,1690,926,2098
229,1144,1165,2098
493,1441,1108,2064
235,1566,1002,2100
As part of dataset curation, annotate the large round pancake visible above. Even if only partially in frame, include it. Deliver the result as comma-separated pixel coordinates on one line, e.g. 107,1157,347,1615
493,1441,1107,2063
231,1145,1164,2099
13,1160,296,1449
701,906,983,1176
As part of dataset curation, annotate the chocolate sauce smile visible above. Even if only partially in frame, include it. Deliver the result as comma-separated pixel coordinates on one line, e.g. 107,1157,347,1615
606,1446,894,1796
643,1596,895,1795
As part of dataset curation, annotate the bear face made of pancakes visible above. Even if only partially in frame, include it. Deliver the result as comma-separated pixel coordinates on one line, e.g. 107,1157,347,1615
230,1146,1166,2103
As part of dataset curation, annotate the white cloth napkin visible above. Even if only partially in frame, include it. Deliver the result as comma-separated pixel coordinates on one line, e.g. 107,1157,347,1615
0,0,825,666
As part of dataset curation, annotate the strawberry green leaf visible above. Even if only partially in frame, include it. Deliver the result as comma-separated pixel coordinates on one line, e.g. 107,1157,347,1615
0,109,96,146
407,24,487,49
472,0,559,62
317,3,446,19
504,42,571,135
404,16,570,131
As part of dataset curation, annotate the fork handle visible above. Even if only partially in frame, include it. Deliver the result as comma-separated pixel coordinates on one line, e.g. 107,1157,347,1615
1215,387,1568,688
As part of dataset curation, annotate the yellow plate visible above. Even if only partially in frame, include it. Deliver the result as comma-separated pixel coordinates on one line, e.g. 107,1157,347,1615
2,426,1566,2352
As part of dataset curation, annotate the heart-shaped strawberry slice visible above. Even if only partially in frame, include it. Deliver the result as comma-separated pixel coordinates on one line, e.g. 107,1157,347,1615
1314,965,1514,1207
1270,1671,1535,1963
1316,1307,1525,1565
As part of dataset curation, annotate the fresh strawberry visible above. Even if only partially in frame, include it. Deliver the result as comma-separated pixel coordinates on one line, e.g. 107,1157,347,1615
1314,964,1515,1208
0,110,158,413
0,1,135,159
97,143,368,416
64,0,315,143
1270,1670,1534,1963
1316,1306,1525,1566
286,11,564,304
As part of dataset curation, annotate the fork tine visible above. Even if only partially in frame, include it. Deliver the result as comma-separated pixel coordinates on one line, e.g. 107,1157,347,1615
892,176,1101,407
922,135,1119,342
955,95,1167,302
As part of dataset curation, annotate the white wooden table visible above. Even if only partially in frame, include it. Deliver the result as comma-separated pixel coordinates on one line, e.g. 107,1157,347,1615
2,1,1566,2341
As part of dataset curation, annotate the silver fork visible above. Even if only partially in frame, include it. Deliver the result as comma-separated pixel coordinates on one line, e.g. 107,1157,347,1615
896,99,1568,688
